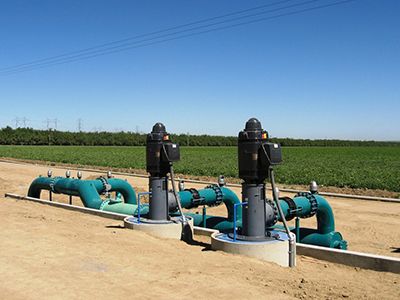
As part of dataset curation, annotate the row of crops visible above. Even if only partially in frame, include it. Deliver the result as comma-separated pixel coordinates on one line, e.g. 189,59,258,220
0,145,399,192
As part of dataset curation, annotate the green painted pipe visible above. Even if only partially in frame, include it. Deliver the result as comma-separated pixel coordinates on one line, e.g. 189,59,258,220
297,228,347,249
28,176,137,207
27,176,345,248
278,194,335,235
179,186,242,221
28,176,148,214
182,213,241,232
277,193,346,249
100,200,149,215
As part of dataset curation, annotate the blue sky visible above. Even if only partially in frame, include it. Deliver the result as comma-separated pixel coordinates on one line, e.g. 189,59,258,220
0,0,399,140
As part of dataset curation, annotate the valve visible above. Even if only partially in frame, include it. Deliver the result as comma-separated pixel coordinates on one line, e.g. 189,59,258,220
65,170,71,178
47,170,52,178
77,171,82,179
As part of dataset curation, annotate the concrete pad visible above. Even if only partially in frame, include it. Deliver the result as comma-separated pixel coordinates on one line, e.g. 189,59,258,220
124,216,194,240
211,231,294,267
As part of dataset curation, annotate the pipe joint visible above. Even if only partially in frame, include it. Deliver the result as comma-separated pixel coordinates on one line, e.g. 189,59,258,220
205,184,223,207
296,192,318,218
280,197,297,221
97,176,111,194
183,188,203,209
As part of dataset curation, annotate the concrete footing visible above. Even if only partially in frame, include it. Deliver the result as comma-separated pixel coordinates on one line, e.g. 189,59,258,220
124,216,194,240
211,230,294,267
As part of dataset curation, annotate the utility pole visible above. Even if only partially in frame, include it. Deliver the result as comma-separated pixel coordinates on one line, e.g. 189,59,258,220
53,118,58,130
187,132,190,146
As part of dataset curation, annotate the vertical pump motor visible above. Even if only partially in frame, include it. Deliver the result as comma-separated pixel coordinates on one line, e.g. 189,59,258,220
238,118,282,239
146,123,180,220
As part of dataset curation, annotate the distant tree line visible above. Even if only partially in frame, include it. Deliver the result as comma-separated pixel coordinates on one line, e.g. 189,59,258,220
0,127,398,147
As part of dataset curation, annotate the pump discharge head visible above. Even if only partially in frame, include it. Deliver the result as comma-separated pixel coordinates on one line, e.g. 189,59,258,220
238,118,282,183
146,122,180,221
146,122,180,178
237,118,282,240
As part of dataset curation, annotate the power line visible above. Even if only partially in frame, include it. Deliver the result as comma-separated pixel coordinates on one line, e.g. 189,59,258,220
0,0,294,73
0,0,356,76
0,0,310,74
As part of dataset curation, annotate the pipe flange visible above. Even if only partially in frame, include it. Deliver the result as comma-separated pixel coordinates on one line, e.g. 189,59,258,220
49,176,62,192
280,197,297,221
296,192,318,218
184,188,204,208
205,184,223,207
98,177,111,194
99,200,110,210
266,199,278,226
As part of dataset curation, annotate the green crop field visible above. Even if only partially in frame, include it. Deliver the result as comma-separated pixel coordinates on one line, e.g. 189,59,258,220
0,146,399,192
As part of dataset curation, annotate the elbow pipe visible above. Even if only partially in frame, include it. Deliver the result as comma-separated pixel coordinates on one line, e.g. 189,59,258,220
277,193,346,249
278,193,335,234
106,178,137,204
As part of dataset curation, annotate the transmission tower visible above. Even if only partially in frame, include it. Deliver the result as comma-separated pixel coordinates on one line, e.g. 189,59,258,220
77,118,83,132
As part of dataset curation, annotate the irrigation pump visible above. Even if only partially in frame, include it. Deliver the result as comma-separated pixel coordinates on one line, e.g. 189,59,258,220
237,117,282,239
146,122,180,221
211,118,296,267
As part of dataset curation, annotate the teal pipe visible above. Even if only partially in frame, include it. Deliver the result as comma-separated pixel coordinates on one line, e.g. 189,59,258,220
28,176,147,214
178,186,242,221
106,178,137,204
278,194,335,235
277,193,346,249
28,176,137,207
100,200,149,215
183,213,241,232
298,229,346,249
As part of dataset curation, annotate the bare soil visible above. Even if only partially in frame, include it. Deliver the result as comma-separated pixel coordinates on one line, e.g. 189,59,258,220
0,161,399,299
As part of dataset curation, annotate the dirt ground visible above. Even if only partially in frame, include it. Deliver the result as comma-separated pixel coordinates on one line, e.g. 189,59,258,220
0,161,399,299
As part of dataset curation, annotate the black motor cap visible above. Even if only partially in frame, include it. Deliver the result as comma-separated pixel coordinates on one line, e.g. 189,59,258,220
152,122,166,133
244,118,262,132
